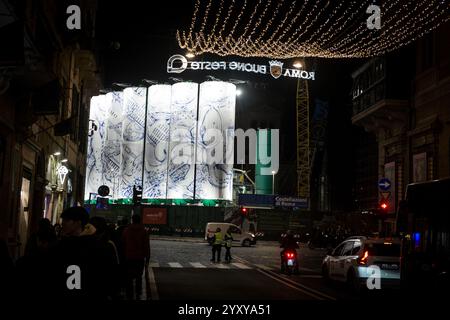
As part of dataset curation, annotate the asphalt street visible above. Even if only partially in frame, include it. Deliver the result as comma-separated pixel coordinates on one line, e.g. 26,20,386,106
146,238,363,300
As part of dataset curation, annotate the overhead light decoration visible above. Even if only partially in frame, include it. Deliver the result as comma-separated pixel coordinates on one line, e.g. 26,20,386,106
177,0,449,58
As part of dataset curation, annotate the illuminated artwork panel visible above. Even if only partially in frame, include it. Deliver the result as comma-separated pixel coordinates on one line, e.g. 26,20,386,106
143,85,172,199
195,81,236,200
85,95,109,199
120,87,146,199
166,82,198,200
103,92,123,198
85,82,236,202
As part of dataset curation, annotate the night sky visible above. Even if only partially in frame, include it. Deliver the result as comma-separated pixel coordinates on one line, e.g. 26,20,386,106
95,0,365,212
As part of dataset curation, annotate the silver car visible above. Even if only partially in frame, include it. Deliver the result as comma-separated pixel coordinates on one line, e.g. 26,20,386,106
322,236,401,292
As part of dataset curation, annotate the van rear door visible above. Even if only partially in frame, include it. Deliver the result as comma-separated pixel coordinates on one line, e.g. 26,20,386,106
205,223,217,241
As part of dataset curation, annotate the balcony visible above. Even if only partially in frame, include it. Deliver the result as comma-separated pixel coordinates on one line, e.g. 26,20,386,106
351,55,412,132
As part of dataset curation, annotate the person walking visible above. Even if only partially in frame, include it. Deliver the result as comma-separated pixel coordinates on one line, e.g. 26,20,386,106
111,217,129,297
50,206,111,299
90,216,121,299
224,228,233,263
210,227,223,263
122,214,150,300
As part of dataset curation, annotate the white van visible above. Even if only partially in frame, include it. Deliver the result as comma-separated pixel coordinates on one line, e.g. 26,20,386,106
205,222,256,247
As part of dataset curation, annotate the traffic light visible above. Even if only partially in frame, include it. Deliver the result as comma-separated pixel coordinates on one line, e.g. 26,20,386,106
240,207,248,215
379,200,389,213
133,185,142,205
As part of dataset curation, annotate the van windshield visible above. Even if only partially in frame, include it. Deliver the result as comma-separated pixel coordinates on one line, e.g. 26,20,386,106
364,243,400,257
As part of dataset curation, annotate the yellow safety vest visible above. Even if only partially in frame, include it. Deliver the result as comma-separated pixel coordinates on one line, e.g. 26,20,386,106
214,232,223,245
225,233,233,247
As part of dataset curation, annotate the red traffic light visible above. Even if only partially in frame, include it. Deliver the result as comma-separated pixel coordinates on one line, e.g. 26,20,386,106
379,201,389,211
240,207,248,214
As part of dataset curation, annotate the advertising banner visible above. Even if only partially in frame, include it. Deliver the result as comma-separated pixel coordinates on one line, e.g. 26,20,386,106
142,207,167,225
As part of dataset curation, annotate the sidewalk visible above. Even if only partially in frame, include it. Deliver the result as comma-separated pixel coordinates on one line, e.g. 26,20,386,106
149,235,205,243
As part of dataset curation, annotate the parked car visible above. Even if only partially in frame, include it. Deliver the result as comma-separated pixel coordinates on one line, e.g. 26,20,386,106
205,222,256,246
321,236,401,292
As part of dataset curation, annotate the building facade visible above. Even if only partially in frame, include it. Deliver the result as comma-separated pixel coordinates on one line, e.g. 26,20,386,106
351,21,450,234
0,0,101,258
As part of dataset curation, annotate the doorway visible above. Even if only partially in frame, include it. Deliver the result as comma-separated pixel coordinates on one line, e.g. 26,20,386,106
18,170,32,257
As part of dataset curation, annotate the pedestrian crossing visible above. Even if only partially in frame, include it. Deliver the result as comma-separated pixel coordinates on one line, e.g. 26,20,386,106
148,260,322,274
189,262,207,268
148,261,263,270
148,261,258,270
167,262,183,268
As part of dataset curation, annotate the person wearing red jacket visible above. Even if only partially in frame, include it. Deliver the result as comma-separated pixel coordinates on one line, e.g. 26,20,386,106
122,214,150,299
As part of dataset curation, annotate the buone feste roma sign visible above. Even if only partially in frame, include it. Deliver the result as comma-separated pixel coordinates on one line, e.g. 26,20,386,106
167,54,315,80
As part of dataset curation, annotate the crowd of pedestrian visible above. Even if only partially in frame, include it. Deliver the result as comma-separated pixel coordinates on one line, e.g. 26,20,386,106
2,206,150,300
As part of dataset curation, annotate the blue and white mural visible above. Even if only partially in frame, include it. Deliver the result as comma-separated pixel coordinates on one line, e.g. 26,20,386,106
166,82,198,200
85,82,236,202
195,81,236,200
143,85,172,199
120,87,146,199
103,92,123,199
85,95,109,200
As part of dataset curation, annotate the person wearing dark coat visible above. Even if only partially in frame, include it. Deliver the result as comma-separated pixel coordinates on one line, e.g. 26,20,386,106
49,206,112,300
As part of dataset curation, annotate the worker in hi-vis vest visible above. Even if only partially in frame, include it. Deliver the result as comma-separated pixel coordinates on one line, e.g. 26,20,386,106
211,227,223,263
224,228,233,263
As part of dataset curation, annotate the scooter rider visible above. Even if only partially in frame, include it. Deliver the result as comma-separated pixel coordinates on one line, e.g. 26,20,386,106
280,230,299,260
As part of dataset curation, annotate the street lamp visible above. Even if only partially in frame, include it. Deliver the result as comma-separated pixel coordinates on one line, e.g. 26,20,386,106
236,89,242,96
272,170,276,194
293,61,302,69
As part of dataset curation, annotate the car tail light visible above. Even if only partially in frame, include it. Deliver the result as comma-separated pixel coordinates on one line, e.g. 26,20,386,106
358,250,369,265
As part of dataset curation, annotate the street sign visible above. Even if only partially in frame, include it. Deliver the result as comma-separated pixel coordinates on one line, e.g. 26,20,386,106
380,191,391,200
378,178,391,191
380,192,391,201
275,196,308,209
238,194,274,208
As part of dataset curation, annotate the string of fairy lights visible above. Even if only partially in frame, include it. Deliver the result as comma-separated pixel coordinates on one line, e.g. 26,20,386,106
176,0,450,58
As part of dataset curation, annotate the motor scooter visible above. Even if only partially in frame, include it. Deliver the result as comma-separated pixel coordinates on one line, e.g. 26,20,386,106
281,249,299,275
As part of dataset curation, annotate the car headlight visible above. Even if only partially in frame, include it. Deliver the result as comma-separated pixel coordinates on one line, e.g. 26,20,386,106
251,234,255,238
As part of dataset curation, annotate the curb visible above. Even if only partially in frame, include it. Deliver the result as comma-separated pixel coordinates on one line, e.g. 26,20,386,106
150,236,206,243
